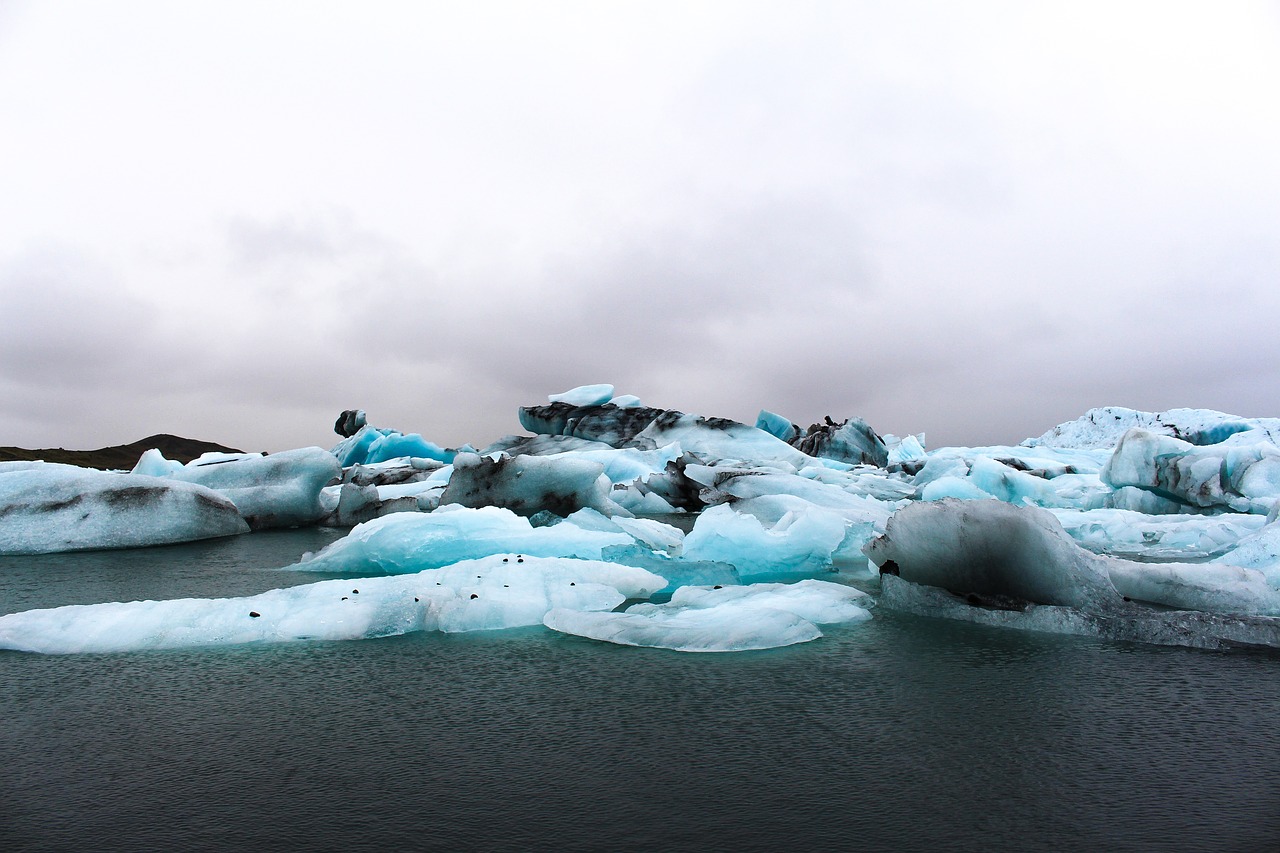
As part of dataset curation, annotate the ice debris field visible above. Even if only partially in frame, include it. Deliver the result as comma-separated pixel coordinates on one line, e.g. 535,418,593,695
4,385,1280,654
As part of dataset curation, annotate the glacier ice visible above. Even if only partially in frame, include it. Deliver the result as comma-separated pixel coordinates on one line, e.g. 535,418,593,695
865,499,1121,610
1101,428,1280,514
441,452,630,518
0,555,667,654
164,446,342,529
548,383,615,407
518,401,813,467
1027,406,1280,451
332,423,456,467
682,503,850,581
18,391,1280,654
0,461,249,555
865,499,1280,617
291,505,639,574
879,574,1280,651
1049,507,1266,561
543,579,872,652
755,409,800,442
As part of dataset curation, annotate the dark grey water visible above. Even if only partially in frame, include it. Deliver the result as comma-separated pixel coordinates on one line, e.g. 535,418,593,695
3,531,1279,852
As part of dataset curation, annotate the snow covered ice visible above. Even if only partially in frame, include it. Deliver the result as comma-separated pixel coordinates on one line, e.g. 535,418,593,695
7,394,1280,653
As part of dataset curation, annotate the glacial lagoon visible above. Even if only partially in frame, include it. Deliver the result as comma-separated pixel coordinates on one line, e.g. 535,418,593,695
3,530,1278,852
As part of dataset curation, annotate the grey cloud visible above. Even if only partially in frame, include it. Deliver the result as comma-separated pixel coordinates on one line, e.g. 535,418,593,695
0,247,160,391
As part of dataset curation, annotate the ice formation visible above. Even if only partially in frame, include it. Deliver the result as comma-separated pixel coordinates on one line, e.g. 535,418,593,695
162,447,342,529
1101,428,1280,515
865,499,1280,617
543,579,872,652
291,505,640,574
1026,406,1280,451
0,462,249,555
11,394,1280,653
0,555,667,654
441,451,630,518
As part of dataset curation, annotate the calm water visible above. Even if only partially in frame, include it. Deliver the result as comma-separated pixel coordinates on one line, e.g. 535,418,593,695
2,531,1279,852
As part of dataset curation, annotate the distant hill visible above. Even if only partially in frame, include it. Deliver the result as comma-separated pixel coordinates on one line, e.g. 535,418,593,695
0,434,246,471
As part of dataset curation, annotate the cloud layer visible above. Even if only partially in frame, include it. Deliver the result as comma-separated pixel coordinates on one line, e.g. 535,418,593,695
1,2,1278,453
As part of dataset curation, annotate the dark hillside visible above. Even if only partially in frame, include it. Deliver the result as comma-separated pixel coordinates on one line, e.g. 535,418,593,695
0,434,246,470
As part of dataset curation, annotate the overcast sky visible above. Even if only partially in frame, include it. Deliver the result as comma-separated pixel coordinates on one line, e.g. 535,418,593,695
2,1,1278,454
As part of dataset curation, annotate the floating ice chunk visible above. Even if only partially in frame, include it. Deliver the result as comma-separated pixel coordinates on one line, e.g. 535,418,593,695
1212,521,1280,587
1026,406,1280,451
543,579,871,652
130,448,183,478
292,505,636,574
549,384,615,406
332,424,454,466
0,462,249,555
441,452,629,518
610,484,680,515
364,431,455,465
879,574,1280,651
629,413,813,467
1106,561,1280,615
654,579,873,624
1106,485,1208,515
919,475,995,502
167,447,341,529
0,555,667,654
864,499,1121,610
867,499,1279,620
596,546,740,593
792,416,888,467
535,444,685,485
885,433,927,466
545,605,820,652
683,503,848,581
917,445,1112,478
1050,508,1266,561
1101,428,1280,514
755,410,799,442
561,508,684,554
608,394,643,408
694,468,897,520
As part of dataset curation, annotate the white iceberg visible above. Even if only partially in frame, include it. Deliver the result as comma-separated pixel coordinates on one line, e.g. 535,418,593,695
0,461,248,555
0,555,667,654
292,505,638,574
544,579,872,652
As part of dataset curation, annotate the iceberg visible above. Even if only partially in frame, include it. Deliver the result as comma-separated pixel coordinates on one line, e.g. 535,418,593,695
682,503,849,581
548,383,615,407
879,574,1280,651
0,461,249,555
519,402,814,467
332,424,456,466
0,555,668,654
544,579,872,652
865,499,1280,618
440,452,630,518
291,505,639,574
1049,507,1266,561
1101,428,1280,514
165,447,342,529
1027,406,1280,451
